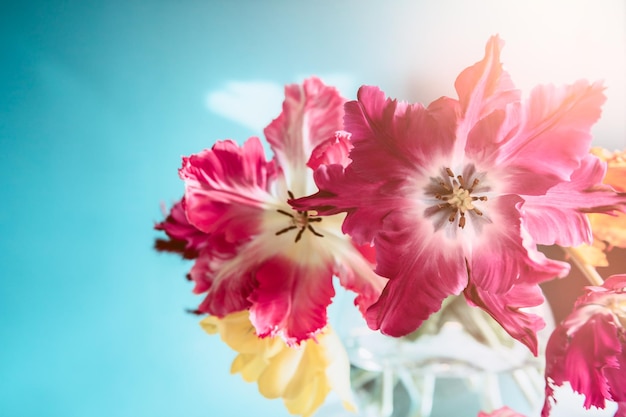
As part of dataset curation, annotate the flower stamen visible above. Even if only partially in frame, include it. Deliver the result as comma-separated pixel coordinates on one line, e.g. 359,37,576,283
428,167,488,229
275,192,325,242
276,225,298,235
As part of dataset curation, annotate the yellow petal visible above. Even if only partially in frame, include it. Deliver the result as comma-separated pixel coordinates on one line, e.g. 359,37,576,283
589,212,626,249
282,344,325,400
199,312,356,416
586,147,626,265
283,376,329,417
199,315,220,334
200,311,268,354
591,147,626,192
573,242,609,267
258,343,304,398
231,353,267,382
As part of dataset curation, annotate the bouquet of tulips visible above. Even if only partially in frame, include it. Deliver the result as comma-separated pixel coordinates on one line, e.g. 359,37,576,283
155,36,626,417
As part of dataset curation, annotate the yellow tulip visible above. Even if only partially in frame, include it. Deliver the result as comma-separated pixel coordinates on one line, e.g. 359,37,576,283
201,311,356,417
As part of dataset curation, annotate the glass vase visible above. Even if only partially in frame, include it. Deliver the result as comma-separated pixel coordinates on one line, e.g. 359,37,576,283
333,292,553,417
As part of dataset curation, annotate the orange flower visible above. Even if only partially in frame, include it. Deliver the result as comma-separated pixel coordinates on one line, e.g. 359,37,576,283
575,148,626,266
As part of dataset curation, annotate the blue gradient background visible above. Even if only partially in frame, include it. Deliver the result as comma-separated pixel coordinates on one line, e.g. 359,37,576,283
1,1,624,417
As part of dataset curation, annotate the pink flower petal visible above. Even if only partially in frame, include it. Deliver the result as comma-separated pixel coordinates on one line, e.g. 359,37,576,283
264,77,345,196
455,35,520,153
565,314,620,409
365,210,467,336
249,255,335,345
345,86,458,182
468,195,528,293
154,198,209,258
179,138,283,267
307,130,353,170
180,137,275,234
497,80,606,188
602,274,626,292
522,154,626,246
323,233,387,317
465,282,545,355
192,244,255,316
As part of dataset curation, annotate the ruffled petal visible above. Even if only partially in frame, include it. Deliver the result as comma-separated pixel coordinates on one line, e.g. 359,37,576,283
601,274,626,291
496,80,606,187
345,86,458,182
455,35,520,155
193,244,255,316
464,282,545,355
317,220,386,315
179,137,276,235
249,255,335,345
465,197,568,353
565,314,621,409
521,154,626,246
365,210,467,336
154,198,209,259
468,195,528,293
469,195,569,291
307,130,353,170
541,324,568,417
264,77,345,197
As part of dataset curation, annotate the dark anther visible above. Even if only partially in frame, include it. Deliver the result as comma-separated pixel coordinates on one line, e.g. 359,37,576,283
307,225,324,237
295,227,306,242
277,209,295,218
467,178,480,193
276,225,298,236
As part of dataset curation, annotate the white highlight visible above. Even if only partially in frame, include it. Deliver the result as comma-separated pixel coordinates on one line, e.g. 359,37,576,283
206,81,284,132
205,74,357,131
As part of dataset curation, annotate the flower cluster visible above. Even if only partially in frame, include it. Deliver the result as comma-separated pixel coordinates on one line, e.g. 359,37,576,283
156,36,626,417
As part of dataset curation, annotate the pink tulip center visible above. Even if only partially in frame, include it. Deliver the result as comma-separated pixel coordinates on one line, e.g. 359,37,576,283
275,191,324,242
433,167,488,229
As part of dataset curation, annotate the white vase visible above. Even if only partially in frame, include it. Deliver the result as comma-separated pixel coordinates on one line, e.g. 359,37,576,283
333,292,553,417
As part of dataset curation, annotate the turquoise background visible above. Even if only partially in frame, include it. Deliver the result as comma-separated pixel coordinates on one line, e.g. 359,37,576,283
1,1,624,416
